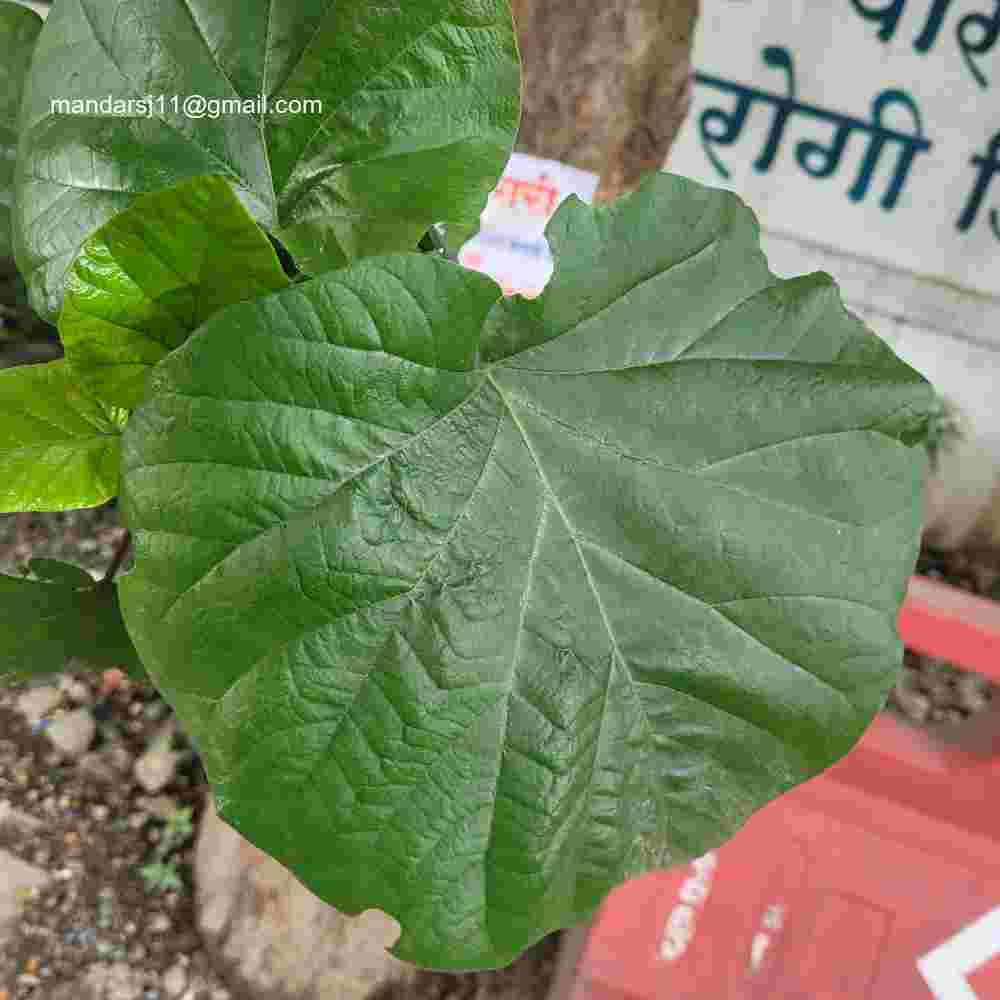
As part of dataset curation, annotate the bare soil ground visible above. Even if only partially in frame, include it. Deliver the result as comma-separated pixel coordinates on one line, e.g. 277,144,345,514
0,506,561,1000
886,544,998,725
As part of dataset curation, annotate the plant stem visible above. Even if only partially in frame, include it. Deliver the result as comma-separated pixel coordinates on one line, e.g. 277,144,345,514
103,530,132,582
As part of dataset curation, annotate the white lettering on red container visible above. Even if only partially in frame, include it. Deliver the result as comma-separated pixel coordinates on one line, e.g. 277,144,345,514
659,851,719,962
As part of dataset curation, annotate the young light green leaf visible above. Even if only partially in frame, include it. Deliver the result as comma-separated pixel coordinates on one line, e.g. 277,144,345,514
0,570,145,684
60,175,291,411
0,359,126,512
119,173,933,971
0,2,43,260
14,0,521,322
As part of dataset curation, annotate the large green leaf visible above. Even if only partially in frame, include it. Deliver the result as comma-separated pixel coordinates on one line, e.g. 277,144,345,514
0,563,145,684
0,358,126,512
0,2,43,260
13,0,521,322
119,172,932,971
60,175,290,411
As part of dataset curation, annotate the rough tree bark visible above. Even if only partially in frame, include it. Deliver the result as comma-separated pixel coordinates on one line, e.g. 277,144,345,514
193,4,700,998
512,0,699,201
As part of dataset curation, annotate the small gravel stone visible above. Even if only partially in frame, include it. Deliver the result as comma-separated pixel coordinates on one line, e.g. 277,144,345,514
162,961,189,998
106,744,135,773
60,679,93,705
138,795,181,821
15,686,63,727
893,687,931,723
134,748,182,794
956,672,992,712
45,707,97,759
77,751,123,786
81,960,146,1000
0,800,43,834
144,700,170,722
149,913,172,934
921,680,953,703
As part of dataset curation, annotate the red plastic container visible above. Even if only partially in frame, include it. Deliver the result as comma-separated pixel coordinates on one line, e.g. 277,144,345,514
574,576,1000,1000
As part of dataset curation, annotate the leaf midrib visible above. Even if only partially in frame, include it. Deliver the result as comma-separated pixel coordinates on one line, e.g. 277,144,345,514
486,372,820,752
484,371,650,910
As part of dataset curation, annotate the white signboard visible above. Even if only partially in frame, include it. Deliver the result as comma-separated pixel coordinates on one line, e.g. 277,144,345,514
668,0,1000,296
458,152,599,298
667,0,1000,461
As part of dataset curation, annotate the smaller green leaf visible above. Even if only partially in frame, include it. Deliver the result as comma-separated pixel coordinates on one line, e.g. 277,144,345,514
28,557,95,588
0,571,145,685
0,2,43,260
60,175,291,411
0,358,125,512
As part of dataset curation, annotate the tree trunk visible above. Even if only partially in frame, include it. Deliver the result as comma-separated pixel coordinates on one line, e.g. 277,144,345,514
512,0,699,201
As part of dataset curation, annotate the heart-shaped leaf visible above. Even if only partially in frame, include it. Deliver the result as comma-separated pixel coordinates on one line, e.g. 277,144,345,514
0,358,126,512
0,566,144,684
119,173,932,970
60,175,290,411
14,0,521,322
0,1,43,261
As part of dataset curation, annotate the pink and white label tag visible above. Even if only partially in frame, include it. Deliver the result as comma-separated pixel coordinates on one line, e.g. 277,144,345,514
457,152,599,298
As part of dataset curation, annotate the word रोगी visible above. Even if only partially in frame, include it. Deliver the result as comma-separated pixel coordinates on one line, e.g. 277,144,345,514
694,44,1000,241
696,45,929,209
